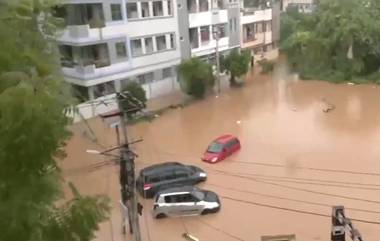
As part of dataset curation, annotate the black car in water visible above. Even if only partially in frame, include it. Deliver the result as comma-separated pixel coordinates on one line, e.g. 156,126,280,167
136,162,207,198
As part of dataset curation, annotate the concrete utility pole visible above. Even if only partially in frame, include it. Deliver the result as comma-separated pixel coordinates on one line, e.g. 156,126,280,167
116,93,142,241
213,26,221,94
331,206,363,241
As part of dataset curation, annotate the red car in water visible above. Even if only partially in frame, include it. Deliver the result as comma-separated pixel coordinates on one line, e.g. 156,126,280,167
202,135,241,163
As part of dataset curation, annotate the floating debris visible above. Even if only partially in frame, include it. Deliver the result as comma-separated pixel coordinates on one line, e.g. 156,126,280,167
347,82,355,85
183,233,199,241
236,120,242,124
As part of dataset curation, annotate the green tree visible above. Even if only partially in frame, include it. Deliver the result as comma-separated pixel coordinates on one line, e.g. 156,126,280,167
121,81,147,117
280,0,380,82
222,50,251,86
178,58,215,98
0,1,110,241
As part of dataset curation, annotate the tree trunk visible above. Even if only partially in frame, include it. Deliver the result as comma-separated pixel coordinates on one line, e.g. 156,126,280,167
229,75,238,86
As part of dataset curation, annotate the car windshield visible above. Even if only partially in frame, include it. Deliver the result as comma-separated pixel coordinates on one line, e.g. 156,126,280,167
207,142,223,153
193,191,205,201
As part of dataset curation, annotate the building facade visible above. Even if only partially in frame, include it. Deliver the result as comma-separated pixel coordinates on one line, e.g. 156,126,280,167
281,0,315,13
176,0,241,63
57,0,181,101
56,0,281,120
239,0,279,57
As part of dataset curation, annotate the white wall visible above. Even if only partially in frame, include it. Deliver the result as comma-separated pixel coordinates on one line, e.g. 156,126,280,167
240,9,272,25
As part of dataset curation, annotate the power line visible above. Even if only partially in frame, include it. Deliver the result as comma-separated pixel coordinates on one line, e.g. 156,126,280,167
207,183,380,215
206,169,380,188
197,218,246,241
158,149,380,177
205,168,380,191
220,195,380,226
205,169,380,191
208,169,380,205
231,160,380,177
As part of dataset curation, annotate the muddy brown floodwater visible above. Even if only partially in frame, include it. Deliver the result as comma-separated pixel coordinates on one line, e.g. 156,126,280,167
62,63,380,241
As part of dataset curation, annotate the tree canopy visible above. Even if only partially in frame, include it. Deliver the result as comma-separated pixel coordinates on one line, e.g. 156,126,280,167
178,58,215,98
222,50,251,86
0,1,110,241
280,0,380,83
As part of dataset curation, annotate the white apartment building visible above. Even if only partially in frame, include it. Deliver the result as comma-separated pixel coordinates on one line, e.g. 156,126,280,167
281,0,314,13
176,0,241,63
240,0,280,56
57,0,181,101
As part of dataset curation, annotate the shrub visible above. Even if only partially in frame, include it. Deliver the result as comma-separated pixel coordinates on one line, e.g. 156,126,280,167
178,58,214,98
121,82,147,116
257,59,275,74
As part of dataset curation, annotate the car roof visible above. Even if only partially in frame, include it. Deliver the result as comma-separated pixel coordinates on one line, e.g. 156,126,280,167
140,162,185,176
214,134,237,144
157,186,201,196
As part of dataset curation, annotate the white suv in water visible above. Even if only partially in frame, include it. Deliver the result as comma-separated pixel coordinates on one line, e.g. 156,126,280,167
153,186,221,219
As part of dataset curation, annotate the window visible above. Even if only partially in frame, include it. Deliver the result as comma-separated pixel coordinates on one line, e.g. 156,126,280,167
111,4,122,21
138,72,154,84
94,81,116,98
178,194,195,202
115,42,127,58
127,2,138,19
131,39,142,57
189,28,199,49
156,35,167,51
147,175,161,183
200,26,210,44
213,24,226,38
199,0,209,12
163,67,173,78
164,195,175,203
163,172,176,180
174,170,188,178
170,33,175,49
266,21,272,31
153,1,164,16
144,37,154,54
141,2,150,18
244,24,255,42
168,0,172,15
187,0,197,13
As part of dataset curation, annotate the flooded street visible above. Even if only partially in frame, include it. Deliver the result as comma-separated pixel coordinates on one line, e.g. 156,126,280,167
63,63,380,241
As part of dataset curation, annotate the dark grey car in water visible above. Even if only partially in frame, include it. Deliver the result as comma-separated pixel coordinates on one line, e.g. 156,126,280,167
136,162,207,198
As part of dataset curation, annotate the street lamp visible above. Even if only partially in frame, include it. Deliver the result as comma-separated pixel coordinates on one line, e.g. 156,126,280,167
213,26,221,94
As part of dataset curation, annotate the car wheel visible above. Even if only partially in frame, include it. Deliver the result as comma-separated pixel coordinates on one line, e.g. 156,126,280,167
155,213,167,219
201,207,219,215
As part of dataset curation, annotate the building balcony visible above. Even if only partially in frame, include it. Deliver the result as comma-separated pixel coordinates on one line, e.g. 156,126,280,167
241,8,272,25
189,9,228,27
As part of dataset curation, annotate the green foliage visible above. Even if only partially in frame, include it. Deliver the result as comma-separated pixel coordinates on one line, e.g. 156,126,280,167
257,59,275,74
280,0,380,83
121,82,147,116
0,1,110,241
178,58,215,98
222,50,251,86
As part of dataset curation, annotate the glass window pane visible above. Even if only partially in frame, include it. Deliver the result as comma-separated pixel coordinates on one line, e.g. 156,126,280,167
163,67,172,79
153,1,164,16
167,0,172,15
144,37,154,54
200,26,210,43
199,0,209,12
131,39,142,57
127,2,138,19
141,2,150,18
156,35,167,51
115,42,127,58
111,4,122,21
170,34,175,49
